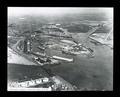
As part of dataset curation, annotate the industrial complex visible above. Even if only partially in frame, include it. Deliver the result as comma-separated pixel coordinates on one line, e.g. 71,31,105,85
7,7,113,91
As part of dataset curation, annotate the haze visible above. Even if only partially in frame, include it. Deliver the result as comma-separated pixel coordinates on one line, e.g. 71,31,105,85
8,7,113,18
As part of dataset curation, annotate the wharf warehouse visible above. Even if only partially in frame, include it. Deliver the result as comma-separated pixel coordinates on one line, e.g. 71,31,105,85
23,38,31,53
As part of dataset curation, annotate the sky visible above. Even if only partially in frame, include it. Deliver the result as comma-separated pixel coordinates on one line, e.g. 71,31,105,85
8,7,113,18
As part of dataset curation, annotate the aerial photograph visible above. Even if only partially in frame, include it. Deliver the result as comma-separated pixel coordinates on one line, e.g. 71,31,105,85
7,7,113,91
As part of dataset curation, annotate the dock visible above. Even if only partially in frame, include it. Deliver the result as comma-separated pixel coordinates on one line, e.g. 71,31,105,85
52,56,73,62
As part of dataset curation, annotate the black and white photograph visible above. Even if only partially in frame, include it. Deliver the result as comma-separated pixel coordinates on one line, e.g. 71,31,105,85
7,7,113,91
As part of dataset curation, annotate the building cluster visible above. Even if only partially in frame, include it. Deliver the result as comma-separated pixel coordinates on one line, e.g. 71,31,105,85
8,76,75,91
37,23,71,38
